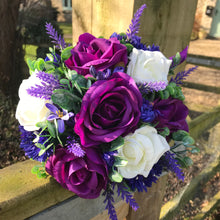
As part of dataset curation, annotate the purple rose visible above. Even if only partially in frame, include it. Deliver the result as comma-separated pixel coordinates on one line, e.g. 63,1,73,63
74,72,142,147
64,33,128,77
45,147,108,199
153,97,189,133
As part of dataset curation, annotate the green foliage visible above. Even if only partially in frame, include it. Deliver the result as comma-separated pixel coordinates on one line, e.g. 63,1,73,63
61,46,73,61
31,163,47,179
171,130,199,168
177,156,194,168
110,136,125,151
158,82,185,101
169,52,181,71
158,127,170,137
107,137,128,183
51,89,81,113
113,156,128,167
109,169,123,183
125,43,134,54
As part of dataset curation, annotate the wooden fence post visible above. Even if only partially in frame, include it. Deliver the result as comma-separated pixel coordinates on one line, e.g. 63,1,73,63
71,1,198,219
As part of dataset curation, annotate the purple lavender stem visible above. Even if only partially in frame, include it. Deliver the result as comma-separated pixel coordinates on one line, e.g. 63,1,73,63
45,22,66,51
127,4,147,40
27,71,61,100
170,66,198,86
137,81,167,94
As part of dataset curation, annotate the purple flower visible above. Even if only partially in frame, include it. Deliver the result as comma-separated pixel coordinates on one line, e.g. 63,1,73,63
46,103,74,133
153,97,189,135
64,33,128,77
74,72,142,147
66,136,85,157
45,22,66,51
140,99,158,123
19,126,53,162
45,147,108,199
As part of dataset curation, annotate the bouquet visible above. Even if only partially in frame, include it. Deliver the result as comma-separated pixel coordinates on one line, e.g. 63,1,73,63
16,4,198,220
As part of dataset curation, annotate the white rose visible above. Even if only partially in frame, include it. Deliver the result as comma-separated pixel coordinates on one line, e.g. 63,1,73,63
15,73,50,131
118,125,170,179
126,48,172,83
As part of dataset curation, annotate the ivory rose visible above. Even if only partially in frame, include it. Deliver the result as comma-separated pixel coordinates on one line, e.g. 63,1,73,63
15,73,50,131
126,48,172,83
118,125,170,179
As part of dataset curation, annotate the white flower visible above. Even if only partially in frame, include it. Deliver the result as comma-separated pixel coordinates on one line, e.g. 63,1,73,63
126,48,172,83
15,73,50,131
117,125,170,179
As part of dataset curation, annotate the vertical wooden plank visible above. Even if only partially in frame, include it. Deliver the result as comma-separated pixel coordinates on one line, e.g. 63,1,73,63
72,0,93,43
91,200,129,220
72,0,134,42
91,0,134,38
134,0,198,57
126,175,168,220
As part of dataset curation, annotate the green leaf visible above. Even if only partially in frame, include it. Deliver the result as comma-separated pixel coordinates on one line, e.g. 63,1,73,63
36,58,45,71
31,165,40,174
36,121,47,129
159,127,170,137
27,58,35,72
182,136,195,146
38,149,46,156
87,79,92,88
46,121,56,138
191,147,200,154
110,137,124,151
35,143,45,149
46,53,54,62
166,85,175,96
61,46,73,61
75,75,87,88
114,157,128,167
125,43,134,54
109,170,123,183
172,52,181,67
183,156,193,167
65,69,78,81
172,130,189,141
74,81,83,95
60,79,70,85
51,89,81,112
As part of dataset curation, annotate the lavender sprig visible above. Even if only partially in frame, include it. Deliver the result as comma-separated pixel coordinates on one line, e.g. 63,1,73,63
45,22,66,51
103,184,118,220
116,182,139,211
127,4,147,40
170,66,198,86
163,151,184,181
137,81,167,94
66,136,85,157
27,71,61,100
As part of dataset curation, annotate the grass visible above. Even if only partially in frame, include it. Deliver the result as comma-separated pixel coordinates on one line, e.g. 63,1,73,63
58,22,72,35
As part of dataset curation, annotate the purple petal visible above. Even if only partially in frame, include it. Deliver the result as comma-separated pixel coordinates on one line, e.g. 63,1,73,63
58,119,65,133
46,103,59,114
47,114,58,121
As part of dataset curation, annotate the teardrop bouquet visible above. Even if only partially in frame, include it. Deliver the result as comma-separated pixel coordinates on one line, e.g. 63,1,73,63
16,4,198,220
